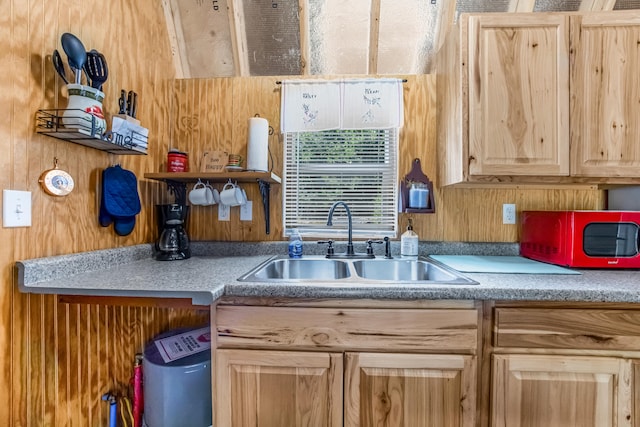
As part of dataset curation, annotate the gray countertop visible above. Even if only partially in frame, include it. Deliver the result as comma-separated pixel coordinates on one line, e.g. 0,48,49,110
16,241,640,305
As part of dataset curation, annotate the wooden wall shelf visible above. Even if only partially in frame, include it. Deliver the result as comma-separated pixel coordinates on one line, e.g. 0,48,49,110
144,171,281,184
36,109,147,155
144,171,281,235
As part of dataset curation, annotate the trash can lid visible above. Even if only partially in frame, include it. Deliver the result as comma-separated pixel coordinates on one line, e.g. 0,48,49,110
143,326,211,367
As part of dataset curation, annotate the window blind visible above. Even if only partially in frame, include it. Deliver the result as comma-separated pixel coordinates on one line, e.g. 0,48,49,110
283,128,399,239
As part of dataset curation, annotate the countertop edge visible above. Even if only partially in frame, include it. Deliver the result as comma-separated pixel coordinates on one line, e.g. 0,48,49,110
16,243,640,305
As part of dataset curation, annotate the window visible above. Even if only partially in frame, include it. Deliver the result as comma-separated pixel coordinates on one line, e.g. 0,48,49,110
283,128,398,239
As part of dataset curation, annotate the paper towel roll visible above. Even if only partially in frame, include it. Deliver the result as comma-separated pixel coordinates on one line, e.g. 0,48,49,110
247,117,269,172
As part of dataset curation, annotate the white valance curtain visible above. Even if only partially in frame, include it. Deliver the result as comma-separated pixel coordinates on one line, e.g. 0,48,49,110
280,78,404,132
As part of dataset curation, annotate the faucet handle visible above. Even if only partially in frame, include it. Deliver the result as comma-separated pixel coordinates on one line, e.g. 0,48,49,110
318,240,335,257
366,239,384,255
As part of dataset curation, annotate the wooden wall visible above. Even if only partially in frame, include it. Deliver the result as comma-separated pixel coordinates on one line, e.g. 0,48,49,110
1,1,208,425
170,75,604,242
1,1,604,426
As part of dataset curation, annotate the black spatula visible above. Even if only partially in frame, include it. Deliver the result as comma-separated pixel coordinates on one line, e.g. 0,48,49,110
83,50,109,91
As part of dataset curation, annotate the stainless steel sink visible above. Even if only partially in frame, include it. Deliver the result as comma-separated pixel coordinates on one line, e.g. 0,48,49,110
238,255,477,285
352,259,462,282
237,257,351,281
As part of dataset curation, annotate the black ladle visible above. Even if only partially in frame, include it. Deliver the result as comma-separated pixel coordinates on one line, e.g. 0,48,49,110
52,49,69,84
61,33,87,85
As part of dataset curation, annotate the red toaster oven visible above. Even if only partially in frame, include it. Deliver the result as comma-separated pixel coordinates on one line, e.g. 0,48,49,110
520,210,640,268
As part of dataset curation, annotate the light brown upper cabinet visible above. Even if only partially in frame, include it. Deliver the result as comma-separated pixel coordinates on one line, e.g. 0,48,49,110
571,13,640,177
437,11,640,186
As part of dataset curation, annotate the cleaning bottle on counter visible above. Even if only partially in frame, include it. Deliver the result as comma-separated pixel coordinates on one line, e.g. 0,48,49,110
288,229,303,258
400,218,419,258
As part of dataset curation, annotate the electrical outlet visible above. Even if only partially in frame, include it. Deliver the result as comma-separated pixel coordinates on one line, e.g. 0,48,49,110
240,201,253,221
3,190,32,227
503,203,516,225
218,203,230,221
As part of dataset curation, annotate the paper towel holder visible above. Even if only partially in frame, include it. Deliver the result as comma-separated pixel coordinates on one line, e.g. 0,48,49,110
247,114,274,173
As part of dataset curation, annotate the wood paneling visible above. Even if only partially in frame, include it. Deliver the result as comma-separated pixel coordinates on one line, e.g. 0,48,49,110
3,2,605,426
2,1,207,425
171,75,603,242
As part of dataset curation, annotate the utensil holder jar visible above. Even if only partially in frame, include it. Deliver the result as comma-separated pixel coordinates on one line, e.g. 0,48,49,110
62,84,106,136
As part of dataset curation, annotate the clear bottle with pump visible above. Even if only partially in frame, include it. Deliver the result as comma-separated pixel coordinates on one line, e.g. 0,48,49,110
288,229,303,258
400,218,419,258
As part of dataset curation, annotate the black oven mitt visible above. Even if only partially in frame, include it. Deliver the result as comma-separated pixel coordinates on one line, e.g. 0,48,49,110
99,165,141,236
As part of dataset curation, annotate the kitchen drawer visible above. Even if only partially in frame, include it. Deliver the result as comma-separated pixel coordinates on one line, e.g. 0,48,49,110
495,308,640,350
216,306,479,353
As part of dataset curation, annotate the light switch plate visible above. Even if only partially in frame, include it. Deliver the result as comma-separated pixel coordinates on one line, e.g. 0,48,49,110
3,190,32,227
240,201,253,221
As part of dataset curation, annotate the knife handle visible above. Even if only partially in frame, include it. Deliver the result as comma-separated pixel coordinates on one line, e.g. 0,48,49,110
130,92,138,119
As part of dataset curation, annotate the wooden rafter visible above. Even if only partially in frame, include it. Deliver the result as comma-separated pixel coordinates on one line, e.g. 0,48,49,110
299,0,310,75
228,0,249,76
368,0,381,74
433,0,458,56
508,0,537,12
162,0,187,78
580,0,617,11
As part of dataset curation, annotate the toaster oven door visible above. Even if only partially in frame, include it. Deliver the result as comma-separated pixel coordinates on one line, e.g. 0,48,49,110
583,222,640,257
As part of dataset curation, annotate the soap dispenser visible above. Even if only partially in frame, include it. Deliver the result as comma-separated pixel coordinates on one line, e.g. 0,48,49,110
400,218,419,258
288,229,303,258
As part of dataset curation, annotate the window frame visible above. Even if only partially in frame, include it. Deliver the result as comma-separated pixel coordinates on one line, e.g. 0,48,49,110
282,128,399,240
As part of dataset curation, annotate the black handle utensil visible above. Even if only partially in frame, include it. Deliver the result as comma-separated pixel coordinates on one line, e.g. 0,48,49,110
83,49,109,90
118,90,127,114
60,33,87,85
130,92,138,118
52,49,69,84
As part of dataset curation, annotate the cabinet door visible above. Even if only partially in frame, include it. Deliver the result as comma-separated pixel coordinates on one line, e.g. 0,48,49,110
344,352,476,427
571,13,640,177
468,14,570,176
492,354,632,427
216,349,343,427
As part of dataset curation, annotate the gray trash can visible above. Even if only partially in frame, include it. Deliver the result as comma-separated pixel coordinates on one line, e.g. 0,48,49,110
142,327,212,427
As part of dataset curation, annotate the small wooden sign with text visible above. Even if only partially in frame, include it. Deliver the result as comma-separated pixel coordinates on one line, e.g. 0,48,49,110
200,151,228,173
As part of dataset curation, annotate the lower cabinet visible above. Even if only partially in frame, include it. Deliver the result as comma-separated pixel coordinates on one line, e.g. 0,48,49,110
216,348,476,427
491,304,640,427
213,300,481,427
216,349,343,426
491,354,633,427
344,352,476,427
213,301,640,426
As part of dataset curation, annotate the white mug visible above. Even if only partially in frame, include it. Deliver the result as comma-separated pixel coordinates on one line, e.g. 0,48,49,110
202,182,219,206
189,181,214,205
220,182,244,206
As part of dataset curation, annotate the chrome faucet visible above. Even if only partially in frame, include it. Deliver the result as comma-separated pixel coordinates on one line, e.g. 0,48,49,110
327,201,355,256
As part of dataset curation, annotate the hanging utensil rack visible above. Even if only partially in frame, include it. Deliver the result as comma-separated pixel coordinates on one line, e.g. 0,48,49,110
35,109,147,155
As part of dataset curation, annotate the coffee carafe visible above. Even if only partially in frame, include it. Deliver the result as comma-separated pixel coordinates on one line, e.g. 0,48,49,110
155,204,191,261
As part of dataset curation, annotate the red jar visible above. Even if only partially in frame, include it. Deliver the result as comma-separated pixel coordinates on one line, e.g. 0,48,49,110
167,151,188,172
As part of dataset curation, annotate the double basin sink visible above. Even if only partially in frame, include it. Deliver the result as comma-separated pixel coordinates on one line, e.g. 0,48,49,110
238,255,478,285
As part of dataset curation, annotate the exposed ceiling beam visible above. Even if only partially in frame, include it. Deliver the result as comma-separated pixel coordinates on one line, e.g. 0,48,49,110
434,0,458,56
368,0,381,74
508,0,537,12
162,0,187,78
299,0,310,75
580,0,617,11
229,0,249,76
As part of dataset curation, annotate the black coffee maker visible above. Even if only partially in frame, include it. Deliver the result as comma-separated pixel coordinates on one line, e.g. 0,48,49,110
155,204,191,261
